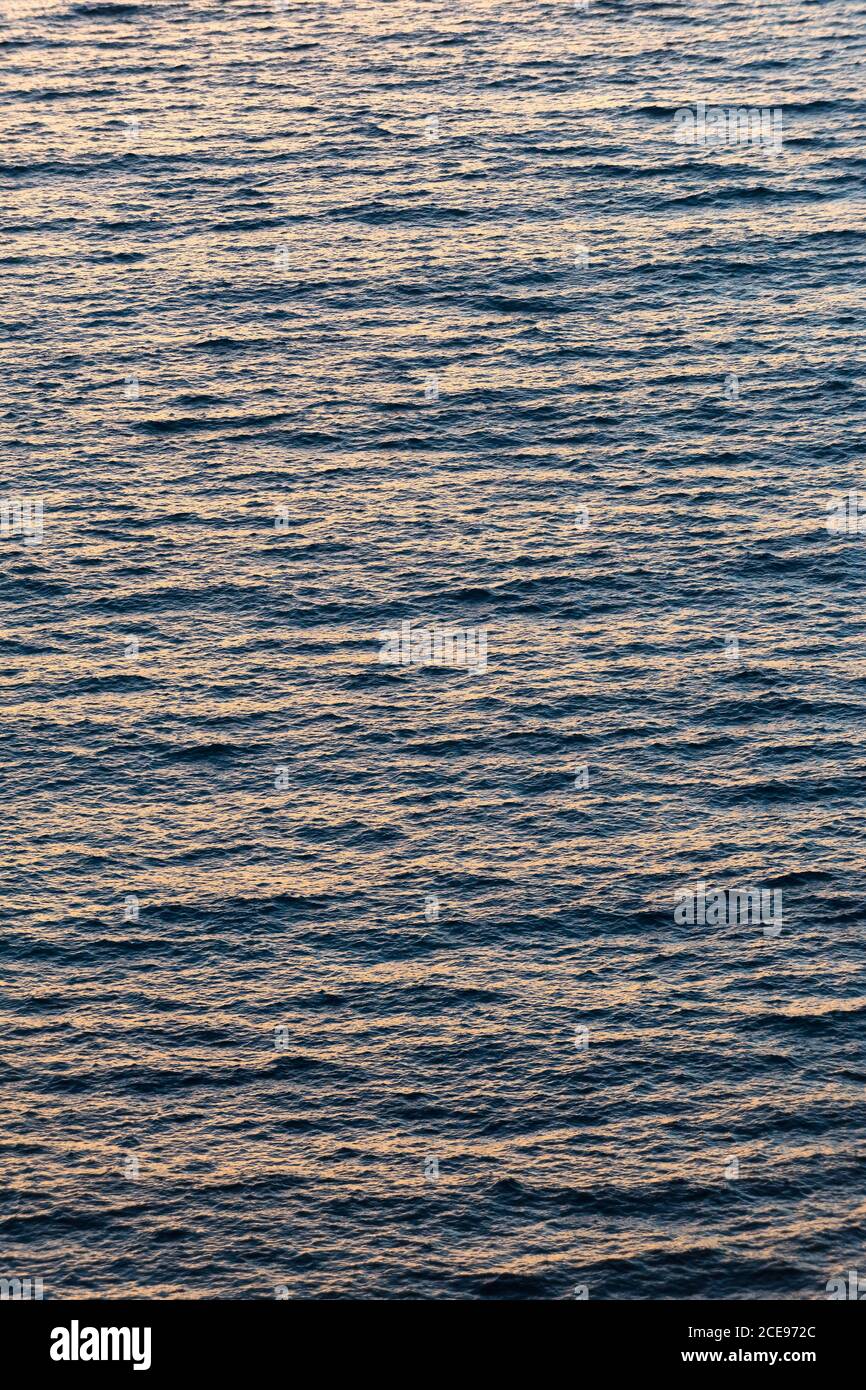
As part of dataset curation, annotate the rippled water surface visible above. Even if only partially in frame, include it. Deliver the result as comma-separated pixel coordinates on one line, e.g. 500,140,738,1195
2,0,865,1298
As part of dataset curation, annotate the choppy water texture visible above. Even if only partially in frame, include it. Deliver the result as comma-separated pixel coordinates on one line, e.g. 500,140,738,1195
1,0,865,1300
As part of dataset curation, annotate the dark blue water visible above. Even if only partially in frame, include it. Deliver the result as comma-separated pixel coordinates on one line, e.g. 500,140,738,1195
1,0,865,1299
